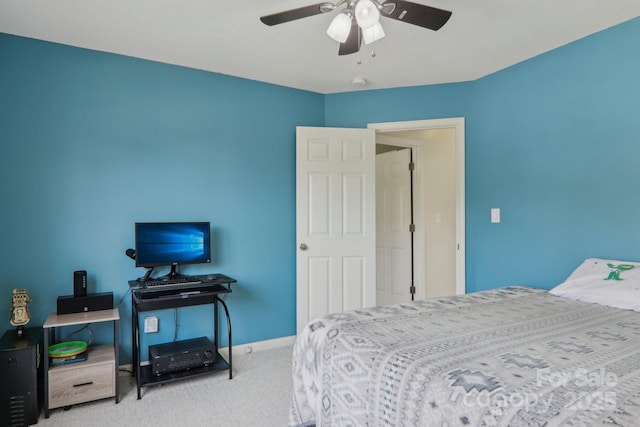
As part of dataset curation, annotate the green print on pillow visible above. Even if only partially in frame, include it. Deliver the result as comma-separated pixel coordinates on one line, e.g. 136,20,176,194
605,263,636,281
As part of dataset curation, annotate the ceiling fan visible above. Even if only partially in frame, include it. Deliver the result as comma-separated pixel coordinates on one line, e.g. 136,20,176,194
260,0,452,56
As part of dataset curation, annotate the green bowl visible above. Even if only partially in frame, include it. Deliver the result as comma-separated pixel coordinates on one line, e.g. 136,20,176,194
48,341,87,358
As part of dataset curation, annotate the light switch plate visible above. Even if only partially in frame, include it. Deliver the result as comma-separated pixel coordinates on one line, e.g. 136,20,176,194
491,208,501,223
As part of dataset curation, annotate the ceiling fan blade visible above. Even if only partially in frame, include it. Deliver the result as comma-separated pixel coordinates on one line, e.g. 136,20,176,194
381,0,452,31
338,23,361,56
260,3,331,26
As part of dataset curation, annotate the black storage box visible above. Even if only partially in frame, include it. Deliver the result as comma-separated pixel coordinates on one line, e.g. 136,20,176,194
0,328,43,426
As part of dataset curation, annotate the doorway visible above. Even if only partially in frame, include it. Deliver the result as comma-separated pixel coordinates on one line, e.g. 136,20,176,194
371,118,465,302
294,119,464,331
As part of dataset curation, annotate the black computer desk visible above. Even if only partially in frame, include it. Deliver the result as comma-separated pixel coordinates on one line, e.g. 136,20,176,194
128,274,236,399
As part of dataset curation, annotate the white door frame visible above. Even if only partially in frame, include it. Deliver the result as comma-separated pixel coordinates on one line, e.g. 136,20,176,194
369,118,466,295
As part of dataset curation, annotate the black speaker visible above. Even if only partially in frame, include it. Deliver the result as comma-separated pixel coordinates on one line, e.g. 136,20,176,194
74,270,87,297
57,292,113,315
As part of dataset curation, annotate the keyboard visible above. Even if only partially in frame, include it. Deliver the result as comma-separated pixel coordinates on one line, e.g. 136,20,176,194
129,274,234,294
145,277,203,288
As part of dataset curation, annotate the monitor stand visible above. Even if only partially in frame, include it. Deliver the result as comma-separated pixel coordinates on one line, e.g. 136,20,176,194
160,264,187,281
136,267,154,282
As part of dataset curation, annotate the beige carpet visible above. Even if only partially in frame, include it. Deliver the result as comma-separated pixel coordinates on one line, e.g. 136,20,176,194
38,345,293,426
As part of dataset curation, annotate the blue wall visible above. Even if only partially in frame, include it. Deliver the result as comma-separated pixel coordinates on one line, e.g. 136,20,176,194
0,35,324,363
326,17,640,293
1,16,639,362
465,18,640,291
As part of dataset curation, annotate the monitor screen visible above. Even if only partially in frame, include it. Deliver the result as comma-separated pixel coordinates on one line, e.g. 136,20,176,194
135,222,211,268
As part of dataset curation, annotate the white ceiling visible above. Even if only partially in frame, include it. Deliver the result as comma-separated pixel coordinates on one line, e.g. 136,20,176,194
1,0,639,94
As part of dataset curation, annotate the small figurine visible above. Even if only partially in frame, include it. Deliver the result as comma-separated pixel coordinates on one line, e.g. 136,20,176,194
10,288,32,336
605,263,635,281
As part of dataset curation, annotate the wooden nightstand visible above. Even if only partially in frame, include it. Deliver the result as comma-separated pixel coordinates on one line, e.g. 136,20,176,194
42,308,120,417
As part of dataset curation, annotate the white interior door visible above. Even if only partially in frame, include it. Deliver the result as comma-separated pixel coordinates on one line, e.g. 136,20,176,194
296,126,376,333
376,149,413,305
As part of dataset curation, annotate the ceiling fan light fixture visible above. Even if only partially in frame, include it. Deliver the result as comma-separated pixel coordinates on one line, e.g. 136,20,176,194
327,12,352,43
355,0,380,29
380,2,396,15
319,2,336,13
362,21,385,44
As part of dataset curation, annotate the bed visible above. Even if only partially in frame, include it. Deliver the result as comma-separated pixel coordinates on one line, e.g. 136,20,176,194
289,258,640,426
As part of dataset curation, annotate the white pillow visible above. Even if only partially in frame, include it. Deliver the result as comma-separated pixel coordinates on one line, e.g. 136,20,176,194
549,258,640,311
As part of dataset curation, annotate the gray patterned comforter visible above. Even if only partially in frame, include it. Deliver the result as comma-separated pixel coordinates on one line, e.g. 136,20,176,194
289,286,640,426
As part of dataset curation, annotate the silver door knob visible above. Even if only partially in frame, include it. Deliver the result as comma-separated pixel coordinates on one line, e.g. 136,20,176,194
299,243,308,251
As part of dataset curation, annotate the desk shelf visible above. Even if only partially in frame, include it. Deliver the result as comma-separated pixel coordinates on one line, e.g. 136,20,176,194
139,352,229,387
133,284,231,311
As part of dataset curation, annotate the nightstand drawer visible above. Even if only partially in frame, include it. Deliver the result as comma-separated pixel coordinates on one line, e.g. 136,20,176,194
48,346,115,409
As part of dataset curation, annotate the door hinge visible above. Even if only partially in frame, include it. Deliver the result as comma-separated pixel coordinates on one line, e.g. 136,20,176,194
409,162,415,171
409,223,415,232
410,286,416,295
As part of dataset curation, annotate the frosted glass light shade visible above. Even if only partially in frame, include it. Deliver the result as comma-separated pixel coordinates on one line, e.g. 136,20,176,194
355,0,380,29
362,21,385,44
327,13,352,43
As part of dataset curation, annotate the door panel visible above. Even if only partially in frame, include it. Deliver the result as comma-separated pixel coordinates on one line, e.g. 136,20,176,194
343,256,364,310
308,257,330,321
296,126,376,333
343,174,364,234
309,173,330,235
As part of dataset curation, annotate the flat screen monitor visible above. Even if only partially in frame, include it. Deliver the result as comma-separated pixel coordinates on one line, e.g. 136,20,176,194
135,222,211,272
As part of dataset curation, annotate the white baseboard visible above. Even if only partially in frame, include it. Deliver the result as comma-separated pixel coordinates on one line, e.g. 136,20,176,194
119,335,296,369
219,335,296,358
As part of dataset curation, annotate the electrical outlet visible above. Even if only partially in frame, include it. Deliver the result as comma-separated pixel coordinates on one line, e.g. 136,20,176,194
144,316,158,333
